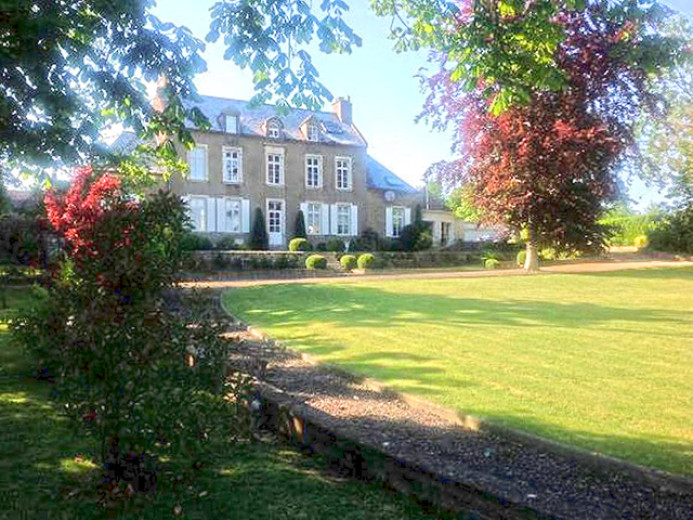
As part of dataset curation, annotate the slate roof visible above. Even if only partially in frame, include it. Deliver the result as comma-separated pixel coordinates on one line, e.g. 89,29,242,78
182,95,367,147
366,156,418,194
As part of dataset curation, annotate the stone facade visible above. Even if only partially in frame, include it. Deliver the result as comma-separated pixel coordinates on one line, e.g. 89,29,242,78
158,95,423,249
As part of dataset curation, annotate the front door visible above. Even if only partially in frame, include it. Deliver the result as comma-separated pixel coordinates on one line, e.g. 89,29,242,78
267,199,285,248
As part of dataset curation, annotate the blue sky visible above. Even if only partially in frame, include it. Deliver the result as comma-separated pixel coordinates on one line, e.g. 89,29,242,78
153,0,693,208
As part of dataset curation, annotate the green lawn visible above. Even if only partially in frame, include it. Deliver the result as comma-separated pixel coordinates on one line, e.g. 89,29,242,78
224,267,693,476
0,289,451,520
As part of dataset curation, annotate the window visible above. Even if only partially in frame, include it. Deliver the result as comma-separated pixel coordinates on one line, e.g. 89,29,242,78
335,157,352,190
225,198,242,233
266,150,284,185
189,196,207,231
337,204,351,236
305,155,322,188
225,115,238,134
268,200,283,234
267,121,281,138
306,203,322,235
307,123,319,141
187,146,207,181
223,147,242,184
392,207,405,237
441,222,451,245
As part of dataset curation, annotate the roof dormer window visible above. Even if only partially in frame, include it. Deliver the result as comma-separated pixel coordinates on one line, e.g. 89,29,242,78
307,123,319,142
225,114,238,134
267,120,281,139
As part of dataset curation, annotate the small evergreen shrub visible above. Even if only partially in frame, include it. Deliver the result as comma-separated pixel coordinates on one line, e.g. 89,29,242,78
293,210,307,238
357,253,376,269
216,235,240,250
633,234,649,249
516,250,527,267
340,254,357,270
180,232,213,251
315,242,327,252
289,237,310,252
325,239,345,252
484,258,501,269
249,208,269,250
305,254,327,270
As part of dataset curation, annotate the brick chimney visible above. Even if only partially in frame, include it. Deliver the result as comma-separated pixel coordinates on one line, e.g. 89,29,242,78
331,96,352,125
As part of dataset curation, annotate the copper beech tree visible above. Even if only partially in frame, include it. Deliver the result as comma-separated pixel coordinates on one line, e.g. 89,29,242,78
422,1,682,270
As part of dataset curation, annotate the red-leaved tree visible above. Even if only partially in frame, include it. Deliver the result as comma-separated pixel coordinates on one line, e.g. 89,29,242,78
423,1,679,270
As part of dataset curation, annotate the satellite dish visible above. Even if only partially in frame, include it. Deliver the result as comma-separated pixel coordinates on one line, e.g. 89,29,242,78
384,190,395,202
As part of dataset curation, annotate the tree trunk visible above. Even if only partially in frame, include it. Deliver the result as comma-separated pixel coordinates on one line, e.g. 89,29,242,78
524,233,540,272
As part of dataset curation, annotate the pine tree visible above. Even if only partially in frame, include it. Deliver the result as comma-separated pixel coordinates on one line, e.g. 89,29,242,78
250,207,269,250
293,210,307,239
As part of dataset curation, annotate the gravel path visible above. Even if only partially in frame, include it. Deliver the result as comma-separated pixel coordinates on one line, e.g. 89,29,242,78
182,259,693,289
218,320,693,520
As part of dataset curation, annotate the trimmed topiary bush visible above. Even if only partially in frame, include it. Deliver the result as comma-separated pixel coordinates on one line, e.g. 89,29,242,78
340,254,357,270
357,253,376,269
305,254,327,270
293,210,307,238
289,237,310,252
516,250,527,267
484,258,500,269
249,207,269,251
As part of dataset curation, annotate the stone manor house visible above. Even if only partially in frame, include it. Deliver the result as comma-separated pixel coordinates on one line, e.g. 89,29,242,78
165,95,422,249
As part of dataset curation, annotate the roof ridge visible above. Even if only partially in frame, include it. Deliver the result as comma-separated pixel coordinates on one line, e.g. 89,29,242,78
191,93,338,119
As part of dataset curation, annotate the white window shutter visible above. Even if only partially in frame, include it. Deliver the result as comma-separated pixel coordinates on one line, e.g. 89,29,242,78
350,204,358,236
206,197,216,232
404,207,412,227
241,199,250,233
330,205,338,235
321,204,330,236
385,207,393,237
216,197,225,232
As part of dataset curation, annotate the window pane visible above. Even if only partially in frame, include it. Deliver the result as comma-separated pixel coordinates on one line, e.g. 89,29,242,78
307,203,321,235
337,205,350,235
189,147,206,180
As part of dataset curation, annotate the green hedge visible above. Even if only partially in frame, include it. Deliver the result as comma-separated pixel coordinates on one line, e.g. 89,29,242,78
305,254,327,270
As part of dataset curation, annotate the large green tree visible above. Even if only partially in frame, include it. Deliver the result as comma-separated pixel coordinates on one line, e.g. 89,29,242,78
1,0,360,175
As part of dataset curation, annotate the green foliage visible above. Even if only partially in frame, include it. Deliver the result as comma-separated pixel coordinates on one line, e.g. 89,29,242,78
216,235,241,251
399,206,433,252
250,208,269,251
12,180,239,492
648,204,693,254
207,0,361,111
0,213,46,266
516,250,527,267
357,253,376,270
0,1,208,176
293,210,307,239
484,258,501,270
289,237,310,252
539,247,557,261
340,254,357,270
180,232,214,251
599,205,660,247
634,235,649,249
350,228,380,252
325,238,346,252
305,254,327,270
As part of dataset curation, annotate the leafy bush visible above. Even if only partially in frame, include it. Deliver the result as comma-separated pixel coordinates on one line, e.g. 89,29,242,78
180,231,213,251
325,238,345,252
339,254,357,270
600,206,660,247
484,258,501,269
0,213,47,266
315,242,327,252
288,237,310,252
633,234,649,249
647,204,693,254
516,249,527,267
305,254,327,270
13,167,240,492
216,235,240,250
539,247,557,261
352,228,380,252
249,207,269,250
357,253,376,269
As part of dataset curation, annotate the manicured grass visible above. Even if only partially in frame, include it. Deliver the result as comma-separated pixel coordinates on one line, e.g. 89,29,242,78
0,289,451,519
224,267,693,476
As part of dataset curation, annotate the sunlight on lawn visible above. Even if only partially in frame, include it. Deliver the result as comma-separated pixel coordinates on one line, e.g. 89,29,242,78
224,267,693,475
